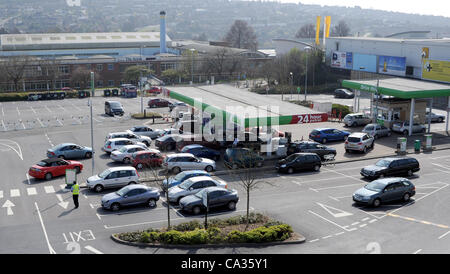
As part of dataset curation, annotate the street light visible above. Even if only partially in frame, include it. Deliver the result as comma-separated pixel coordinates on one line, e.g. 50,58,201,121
89,72,95,176
304,46,311,102
289,72,293,100
190,48,196,84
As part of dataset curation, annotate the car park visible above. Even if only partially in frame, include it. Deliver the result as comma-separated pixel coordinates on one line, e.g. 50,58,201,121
155,134,184,151
362,123,391,139
175,135,223,152
180,144,221,161
345,132,374,153
276,153,321,174
179,187,239,215
223,147,264,169
101,184,160,211
360,157,420,180
426,111,445,123
334,88,354,98
163,153,216,174
110,145,149,164
47,143,93,159
129,126,164,139
168,176,227,204
102,138,147,154
391,121,426,135
105,101,124,116
148,98,170,108
352,177,416,207
287,141,336,160
343,113,372,127
105,131,152,147
131,150,164,169
309,128,350,143
162,170,210,189
87,166,140,192
28,158,83,180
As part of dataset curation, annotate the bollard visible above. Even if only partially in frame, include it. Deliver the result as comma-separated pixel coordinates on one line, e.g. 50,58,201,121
414,140,421,153
423,134,432,152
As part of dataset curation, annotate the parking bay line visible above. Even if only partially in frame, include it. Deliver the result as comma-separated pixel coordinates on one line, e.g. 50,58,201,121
387,213,449,229
438,231,450,240
308,210,352,232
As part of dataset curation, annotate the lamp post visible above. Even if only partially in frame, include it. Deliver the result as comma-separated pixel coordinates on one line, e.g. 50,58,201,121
304,46,311,102
89,72,95,176
190,48,195,84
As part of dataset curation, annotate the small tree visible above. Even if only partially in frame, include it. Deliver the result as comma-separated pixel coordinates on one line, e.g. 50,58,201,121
123,65,154,85
332,20,351,37
2,55,32,92
224,20,258,51
70,66,93,89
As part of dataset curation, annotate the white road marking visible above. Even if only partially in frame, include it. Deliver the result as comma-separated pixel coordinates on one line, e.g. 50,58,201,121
359,224,367,228
308,210,350,232
322,235,332,239
413,249,422,254
27,188,37,196
10,189,20,197
2,200,15,215
0,191,3,199
16,107,20,116
45,105,52,113
322,167,365,183
84,245,103,254
351,222,360,226
316,202,353,218
313,183,363,191
36,118,44,127
26,173,31,185
0,139,24,160
431,163,450,170
334,232,345,236
369,219,378,223
1,120,5,131
30,106,37,114
308,239,319,243
44,186,55,194
438,231,450,240
35,202,57,254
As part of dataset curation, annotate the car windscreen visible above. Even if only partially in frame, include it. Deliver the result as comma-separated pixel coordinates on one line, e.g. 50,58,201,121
364,125,374,131
347,137,361,143
36,161,49,167
364,181,386,192
178,180,191,190
375,159,391,167
119,147,128,153
174,172,188,181
116,186,130,196
110,102,122,108
98,169,110,178
285,154,298,162
195,188,207,198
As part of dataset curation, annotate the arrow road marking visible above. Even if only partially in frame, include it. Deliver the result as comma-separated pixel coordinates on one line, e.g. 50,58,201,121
56,194,69,209
2,200,15,215
316,202,353,218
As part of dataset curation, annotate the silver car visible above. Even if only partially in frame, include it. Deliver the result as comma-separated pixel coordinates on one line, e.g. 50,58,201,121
426,112,445,123
163,153,216,174
110,145,149,163
345,132,374,153
362,124,391,139
343,113,372,127
129,126,164,139
101,184,160,211
102,138,146,154
391,121,426,135
168,176,228,204
105,131,152,147
87,166,140,192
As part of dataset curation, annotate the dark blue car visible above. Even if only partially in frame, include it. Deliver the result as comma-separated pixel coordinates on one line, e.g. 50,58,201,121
309,128,350,144
181,144,221,161
162,170,210,189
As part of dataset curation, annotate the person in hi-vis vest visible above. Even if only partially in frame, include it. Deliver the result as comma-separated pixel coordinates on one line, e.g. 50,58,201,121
71,181,80,208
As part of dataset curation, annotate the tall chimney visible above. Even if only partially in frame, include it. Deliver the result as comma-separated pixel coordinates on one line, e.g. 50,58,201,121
160,11,167,54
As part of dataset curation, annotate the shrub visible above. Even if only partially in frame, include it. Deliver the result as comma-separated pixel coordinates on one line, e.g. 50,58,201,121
332,103,352,117
172,220,204,231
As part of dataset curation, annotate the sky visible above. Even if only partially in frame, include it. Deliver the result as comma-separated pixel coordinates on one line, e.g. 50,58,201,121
277,0,450,18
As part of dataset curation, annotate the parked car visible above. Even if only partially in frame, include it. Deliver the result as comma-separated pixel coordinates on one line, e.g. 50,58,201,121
179,187,239,215
334,88,354,98
146,86,161,94
175,134,222,151
102,138,147,154
162,170,211,189
161,128,183,136
28,158,83,180
360,157,420,180
275,153,321,174
168,176,227,204
87,166,140,192
163,153,216,174
352,177,416,207
105,131,152,147
110,145,149,164
155,134,184,151
101,184,160,211
426,111,445,123
309,128,350,143
148,98,170,108
105,101,124,116
345,132,374,154
391,121,426,135
47,143,93,159
362,123,391,139
168,101,188,112
131,150,164,169
180,144,221,161
129,126,164,139
343,113,372,127
223,148,264,169
287,141,336,160
247,126,285,138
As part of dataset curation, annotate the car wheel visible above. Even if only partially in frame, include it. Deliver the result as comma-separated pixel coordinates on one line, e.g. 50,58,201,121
136,163,144,169
363,146,368,154
313,165,320,172
123,157,131,164
407,170,413,177
111,203,120,211
439,117,444,123
345,149,350,153
147,199,157,208
227,201,236,211
372,198,381,207
322,138,327,144
45,173,53,180
74,166,80,174
177,197,184,205
85,152,92,158
205,165,213,172
256,161,263,168
151,104,156,108
172,166,181,174
165,144,171,151
192,206,201,215
287,167,294,174
232,163,239,169
371,142,374,149
403,193,411,202
94,184,104,193
128,181,136,185
403,130,408,136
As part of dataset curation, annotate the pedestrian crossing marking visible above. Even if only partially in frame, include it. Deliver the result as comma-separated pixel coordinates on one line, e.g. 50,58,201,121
27,188,37,196
10,189,20,197
44,186,55,194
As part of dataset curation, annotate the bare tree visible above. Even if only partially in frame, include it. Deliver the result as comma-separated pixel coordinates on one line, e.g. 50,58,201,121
70,66,92,89
332,20,351,37
295,24,316,39
202,47,230,77
38,58,62,90
123,65,154,85
224,20,258,51
2,55,32,92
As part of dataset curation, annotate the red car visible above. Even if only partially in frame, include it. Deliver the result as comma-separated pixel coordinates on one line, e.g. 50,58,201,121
131,150,164,169
148,98,170,108
28,158,83,180
147,86,161,94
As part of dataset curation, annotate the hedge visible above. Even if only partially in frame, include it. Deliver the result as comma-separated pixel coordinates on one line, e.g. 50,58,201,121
332,103,352,117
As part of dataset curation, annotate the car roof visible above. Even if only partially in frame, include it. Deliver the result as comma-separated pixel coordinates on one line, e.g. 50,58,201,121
183,144,204,149
371,177,408,185
348,132,367,137
178,170,208,175
204,186,228,193
106,166,137,172
54,143,77,147
365,123,380,127
135,149,160,154
293,152,319,156
122,184,149,190
184,176,215,183
293,140,318,144
41,158,65,163
313,128,335,131
132,126,148,129
109,131,129,135
120,145,144,149
106,100,120,104
108,138,133,142
167,153,194,158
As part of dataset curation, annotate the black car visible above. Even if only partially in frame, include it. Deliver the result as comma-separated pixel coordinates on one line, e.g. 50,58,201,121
287,141,336,160
360,157,420,180
276,153,322,174
105,101,124,116
154,134,184,151
334,88,354,98
179,187,239,215
223,148,264,169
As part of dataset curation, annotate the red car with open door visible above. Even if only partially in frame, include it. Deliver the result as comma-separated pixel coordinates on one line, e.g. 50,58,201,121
28,158,83,180
131,150,164,169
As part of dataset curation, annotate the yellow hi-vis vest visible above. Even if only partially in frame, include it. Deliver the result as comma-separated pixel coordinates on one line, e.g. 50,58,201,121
72,184,80,195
